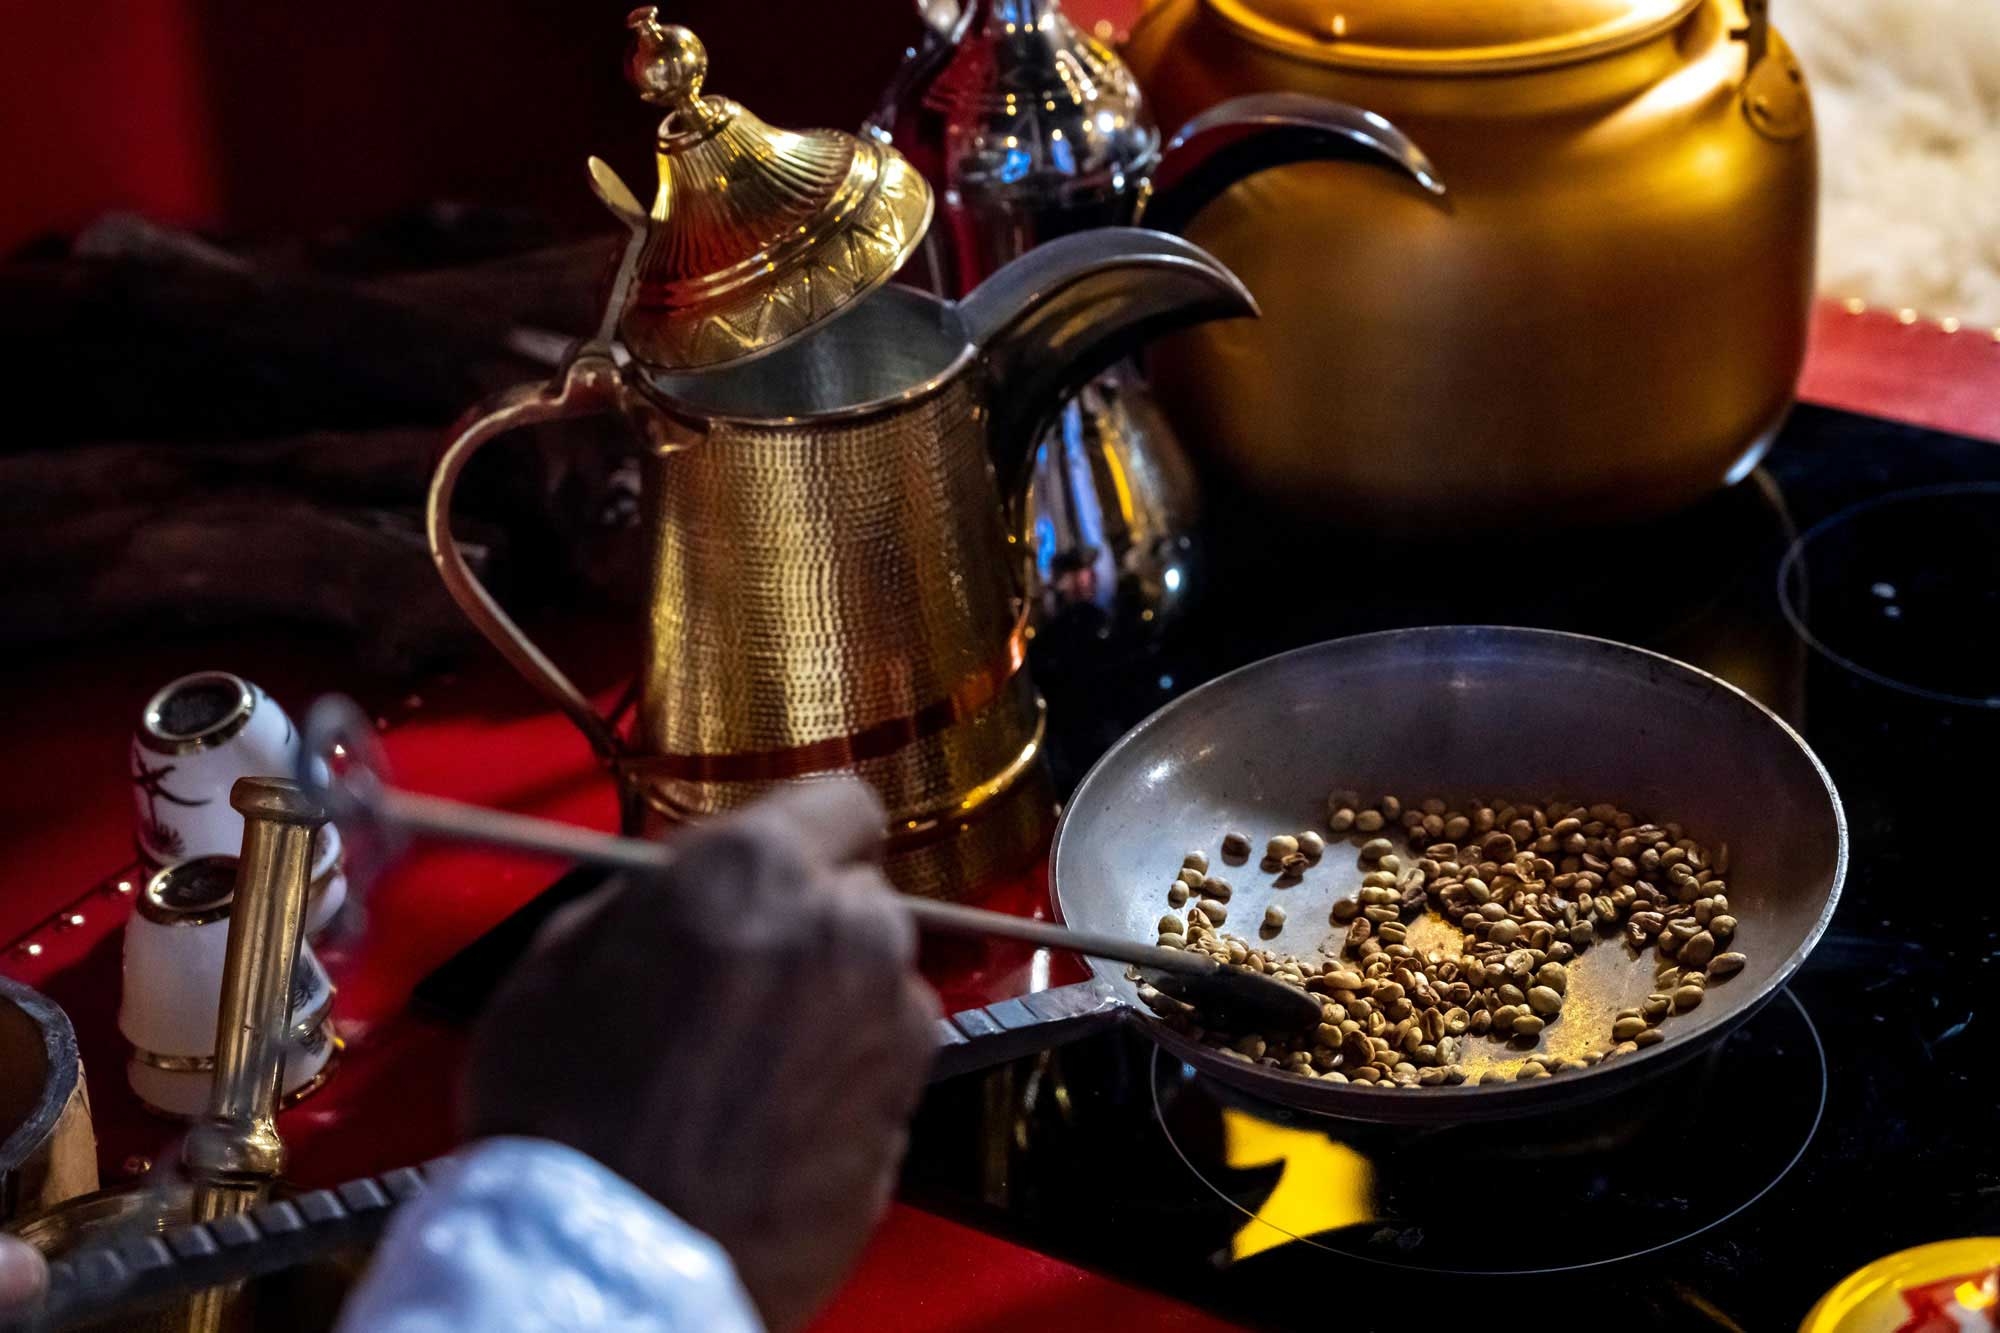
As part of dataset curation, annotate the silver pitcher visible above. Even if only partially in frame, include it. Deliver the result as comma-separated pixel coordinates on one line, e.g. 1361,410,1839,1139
867,0,1441,638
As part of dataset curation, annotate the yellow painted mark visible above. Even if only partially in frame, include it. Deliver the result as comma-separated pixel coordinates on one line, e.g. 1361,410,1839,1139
1221,1108,1374,1261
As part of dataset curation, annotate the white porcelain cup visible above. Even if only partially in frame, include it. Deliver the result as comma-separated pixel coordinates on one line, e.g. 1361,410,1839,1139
130,671,301,867
126,1019,339,1119
131,671,347,935
120,856,337,1116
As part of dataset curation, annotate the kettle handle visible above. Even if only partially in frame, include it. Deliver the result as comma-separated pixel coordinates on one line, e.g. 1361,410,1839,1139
424,350,643,765
1139,92,1447,236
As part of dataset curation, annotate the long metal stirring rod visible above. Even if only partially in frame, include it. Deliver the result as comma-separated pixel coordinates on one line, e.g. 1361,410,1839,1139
369,784,1219,979
302,694,1321,1034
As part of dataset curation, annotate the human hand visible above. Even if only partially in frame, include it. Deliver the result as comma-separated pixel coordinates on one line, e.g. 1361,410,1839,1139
0,1235,46,1311
462,782,938,1332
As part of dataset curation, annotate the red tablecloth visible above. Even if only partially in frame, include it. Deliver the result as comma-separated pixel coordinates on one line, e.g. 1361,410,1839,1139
1,301,1994,1332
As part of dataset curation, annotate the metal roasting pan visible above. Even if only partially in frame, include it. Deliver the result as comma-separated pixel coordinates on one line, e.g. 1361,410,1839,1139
1050,626,1847,1123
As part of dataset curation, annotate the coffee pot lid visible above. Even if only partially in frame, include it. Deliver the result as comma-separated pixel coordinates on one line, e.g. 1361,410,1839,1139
610,9,933,371
1204,0,1701,72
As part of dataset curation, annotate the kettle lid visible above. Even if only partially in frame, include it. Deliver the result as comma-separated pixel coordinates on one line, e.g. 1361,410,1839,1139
611,9,933,371
1204,0,1701,72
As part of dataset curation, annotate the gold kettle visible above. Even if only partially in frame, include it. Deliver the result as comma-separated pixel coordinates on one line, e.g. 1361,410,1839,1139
424,12,1257,898
1122,0,1816,524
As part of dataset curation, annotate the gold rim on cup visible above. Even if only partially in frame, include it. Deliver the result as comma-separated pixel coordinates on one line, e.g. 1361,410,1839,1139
138,671,259,757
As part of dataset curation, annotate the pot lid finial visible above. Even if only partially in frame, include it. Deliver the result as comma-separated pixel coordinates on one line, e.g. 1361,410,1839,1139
608,8,934,371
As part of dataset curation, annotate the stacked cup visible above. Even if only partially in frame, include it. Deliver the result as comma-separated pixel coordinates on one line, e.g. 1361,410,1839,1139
120,856,339,1117
122,670,346,1116
130,671,346,934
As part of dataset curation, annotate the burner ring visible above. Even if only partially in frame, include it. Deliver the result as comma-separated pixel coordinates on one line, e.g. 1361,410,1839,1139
1778,482,2000,710
1150,989,1827,1276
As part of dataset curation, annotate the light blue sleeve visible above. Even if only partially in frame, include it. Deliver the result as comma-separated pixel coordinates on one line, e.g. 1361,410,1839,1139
333,1137,765,1333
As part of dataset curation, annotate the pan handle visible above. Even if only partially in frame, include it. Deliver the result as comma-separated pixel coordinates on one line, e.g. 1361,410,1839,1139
930,980,1132,1081
14,982,1127,1331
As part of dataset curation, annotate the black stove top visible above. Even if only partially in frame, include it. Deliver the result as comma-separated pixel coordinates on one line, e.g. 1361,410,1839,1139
905,404,2000,1332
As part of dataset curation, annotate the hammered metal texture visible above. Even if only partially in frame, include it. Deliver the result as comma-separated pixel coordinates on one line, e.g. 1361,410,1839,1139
629,374,1050,898
637,734,1053,902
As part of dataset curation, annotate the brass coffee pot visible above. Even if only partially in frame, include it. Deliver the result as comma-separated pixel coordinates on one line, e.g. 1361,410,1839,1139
1123,0,1817,525
424,12,1257,898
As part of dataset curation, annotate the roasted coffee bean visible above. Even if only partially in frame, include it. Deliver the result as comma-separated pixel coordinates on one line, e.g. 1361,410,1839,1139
1222,832,1251,859
1179,799,1736,1090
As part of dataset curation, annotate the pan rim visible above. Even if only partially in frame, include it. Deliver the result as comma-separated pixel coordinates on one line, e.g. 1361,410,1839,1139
1049,624,1848,1115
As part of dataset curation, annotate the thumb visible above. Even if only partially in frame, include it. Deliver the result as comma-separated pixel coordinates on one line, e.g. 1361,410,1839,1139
0,1235,47,1311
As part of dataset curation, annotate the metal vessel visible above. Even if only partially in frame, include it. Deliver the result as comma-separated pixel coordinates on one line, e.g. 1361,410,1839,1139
0,980,96,1230
868,0,1441,633
425,13,1263,898
1122,0,1817,524
1052,626,1845,1121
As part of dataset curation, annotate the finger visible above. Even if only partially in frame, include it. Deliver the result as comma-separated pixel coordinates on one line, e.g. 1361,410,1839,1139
527,879,625,958
0,1236,47,1310
720,780,887,869
820,864,916,967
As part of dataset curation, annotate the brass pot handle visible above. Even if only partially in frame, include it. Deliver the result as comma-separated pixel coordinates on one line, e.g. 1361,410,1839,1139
424,351,635,763
1735,0,1770,70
